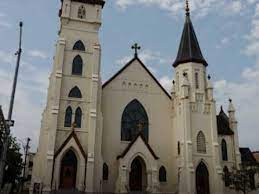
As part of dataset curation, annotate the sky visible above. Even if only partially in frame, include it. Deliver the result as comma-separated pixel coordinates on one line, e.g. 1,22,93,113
0,0,259,152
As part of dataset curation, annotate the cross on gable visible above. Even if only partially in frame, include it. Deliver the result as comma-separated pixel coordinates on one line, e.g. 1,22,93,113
131,43,141,58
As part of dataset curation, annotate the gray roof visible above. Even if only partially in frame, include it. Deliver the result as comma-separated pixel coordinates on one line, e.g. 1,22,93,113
173,13,208,67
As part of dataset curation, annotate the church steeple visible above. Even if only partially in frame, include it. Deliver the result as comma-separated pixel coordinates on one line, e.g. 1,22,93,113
173,0,207,67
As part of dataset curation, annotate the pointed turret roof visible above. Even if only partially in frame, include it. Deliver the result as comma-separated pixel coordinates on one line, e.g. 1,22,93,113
173,1,208,67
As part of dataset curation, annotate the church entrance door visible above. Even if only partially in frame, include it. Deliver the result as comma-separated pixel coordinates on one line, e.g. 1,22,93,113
196,162,210,194
129,156,147,191
60,150,77,189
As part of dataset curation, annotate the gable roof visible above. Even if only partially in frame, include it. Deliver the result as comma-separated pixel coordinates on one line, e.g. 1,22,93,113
117,132,159,160
102,56,171,99
54,130,87,160
217,107,234,135
173,12,208,67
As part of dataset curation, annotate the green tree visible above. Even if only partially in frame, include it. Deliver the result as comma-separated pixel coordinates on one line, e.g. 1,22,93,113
3,135,23,185
224,163,259,194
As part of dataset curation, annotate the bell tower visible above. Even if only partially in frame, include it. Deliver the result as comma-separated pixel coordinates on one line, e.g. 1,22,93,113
172,1,223,194
31,0,105,193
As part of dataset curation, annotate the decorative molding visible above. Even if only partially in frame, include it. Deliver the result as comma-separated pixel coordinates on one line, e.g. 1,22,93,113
90,109,97,117
58,38,66,45
51,106,59,114
92,74,99,82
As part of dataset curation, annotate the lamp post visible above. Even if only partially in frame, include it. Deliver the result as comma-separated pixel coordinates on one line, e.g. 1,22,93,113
0,21,23,188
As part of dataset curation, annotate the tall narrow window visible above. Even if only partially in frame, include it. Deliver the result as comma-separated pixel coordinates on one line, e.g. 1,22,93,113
159,166,167,182
103,163,109,181
177,141,181,155
78,5,86,19
73,40,85,51
197,131,206,153
195,72,199,89
69,86,82,98
221,139,228,161
72,55,83,75
75,107,82,128
121,99,149,141
64,106,72,127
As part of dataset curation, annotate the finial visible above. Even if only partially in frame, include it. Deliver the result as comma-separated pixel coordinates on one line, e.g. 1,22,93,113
172,80,175,85
208,74,211,80
229,98,232,103
131,43,141,58
185,0,190,16
220,106,223,111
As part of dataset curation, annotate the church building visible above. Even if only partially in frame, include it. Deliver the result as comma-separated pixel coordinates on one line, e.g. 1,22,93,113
31,0,242,194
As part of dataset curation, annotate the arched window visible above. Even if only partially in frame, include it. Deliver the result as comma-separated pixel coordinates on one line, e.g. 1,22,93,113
195,72,199,89
159,166,167,182
78,5,86,19
103,163,108,181
72,55,83,75
69,86,82,98
222,139,228,161
73,40,85,51
74,107,82,128
121,99,149,141
197,131,206,153
64,106,72,127
223,166,230,187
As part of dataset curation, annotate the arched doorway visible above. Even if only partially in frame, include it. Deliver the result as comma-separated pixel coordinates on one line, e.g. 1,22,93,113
196,162,210,194
60,150,77,189
129,156,147,191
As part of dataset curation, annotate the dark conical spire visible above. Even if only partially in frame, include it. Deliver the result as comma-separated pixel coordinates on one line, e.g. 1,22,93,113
173,1,208,67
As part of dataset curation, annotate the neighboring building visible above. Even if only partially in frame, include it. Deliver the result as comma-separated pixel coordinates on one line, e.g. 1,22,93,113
24,153,35,190
239,148,258,190
253,151,259,164
31,1,242,194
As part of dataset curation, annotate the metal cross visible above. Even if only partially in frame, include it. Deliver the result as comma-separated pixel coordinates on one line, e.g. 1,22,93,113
131,43,141,58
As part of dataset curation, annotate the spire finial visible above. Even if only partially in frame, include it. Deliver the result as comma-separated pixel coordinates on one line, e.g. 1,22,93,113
185,0,190,16
131,43,141,58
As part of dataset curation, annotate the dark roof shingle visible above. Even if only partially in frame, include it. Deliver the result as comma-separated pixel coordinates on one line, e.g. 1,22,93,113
217,108,234,135
173,14,208,67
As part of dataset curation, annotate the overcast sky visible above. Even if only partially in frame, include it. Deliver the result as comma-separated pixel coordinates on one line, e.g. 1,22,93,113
0,0,259,152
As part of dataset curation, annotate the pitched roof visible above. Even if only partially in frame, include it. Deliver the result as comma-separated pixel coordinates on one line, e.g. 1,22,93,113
217,107,234,135
173,13,208,67
117,132,159,160
54,130,87,160
102,56,171,99
239,147,257,164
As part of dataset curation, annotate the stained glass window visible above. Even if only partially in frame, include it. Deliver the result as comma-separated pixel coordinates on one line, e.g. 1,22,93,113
72,55,83,75
121,99,149,141
197,131,206,153
69,86,82,98
73,40,85,51
64,106,72,127
222,139,228,161
75,107,82,128
159,166,167,182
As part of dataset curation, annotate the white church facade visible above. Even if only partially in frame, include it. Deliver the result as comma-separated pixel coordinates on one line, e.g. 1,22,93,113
31,0,242,194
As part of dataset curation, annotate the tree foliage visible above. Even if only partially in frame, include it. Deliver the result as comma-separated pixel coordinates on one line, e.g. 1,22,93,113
224,163,259,194
3,135,23,184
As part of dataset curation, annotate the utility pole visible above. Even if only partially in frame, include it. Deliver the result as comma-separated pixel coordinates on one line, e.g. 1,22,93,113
0,21,23,188
21,137,30,191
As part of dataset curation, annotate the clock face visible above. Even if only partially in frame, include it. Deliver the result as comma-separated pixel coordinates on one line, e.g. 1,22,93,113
121,100,149,141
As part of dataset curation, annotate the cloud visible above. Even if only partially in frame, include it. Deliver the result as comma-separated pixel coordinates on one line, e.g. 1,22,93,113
115,0,248,18
27,50,48,59
0,49,50,151
0,12,11,29
159,76,172,92
244,3,259,56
